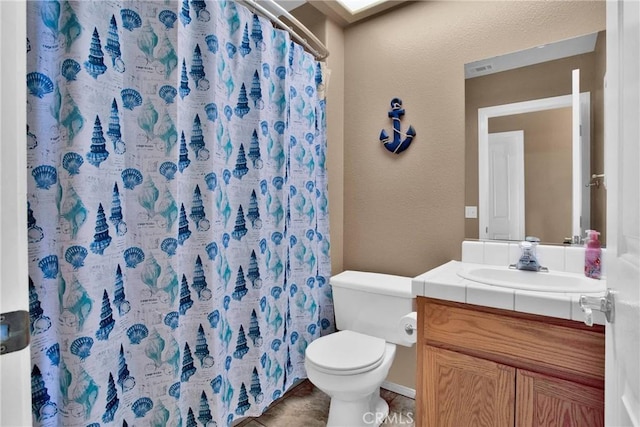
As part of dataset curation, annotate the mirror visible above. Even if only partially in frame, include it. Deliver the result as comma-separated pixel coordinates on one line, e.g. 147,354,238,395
464,31,607,246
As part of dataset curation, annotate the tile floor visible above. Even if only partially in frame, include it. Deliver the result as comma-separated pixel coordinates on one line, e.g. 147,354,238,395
234,380,415,427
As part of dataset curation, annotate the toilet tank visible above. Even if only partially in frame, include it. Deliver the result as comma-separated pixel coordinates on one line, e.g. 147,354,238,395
330,271,416,347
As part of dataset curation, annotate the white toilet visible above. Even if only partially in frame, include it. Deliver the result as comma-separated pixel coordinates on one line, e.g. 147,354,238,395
305,270,415,427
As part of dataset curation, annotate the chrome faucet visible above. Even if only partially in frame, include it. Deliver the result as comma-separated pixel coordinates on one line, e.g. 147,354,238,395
563,235,584,245
510,236,548,272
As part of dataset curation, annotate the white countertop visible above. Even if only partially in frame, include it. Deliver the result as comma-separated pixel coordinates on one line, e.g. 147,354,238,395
412,260,607,325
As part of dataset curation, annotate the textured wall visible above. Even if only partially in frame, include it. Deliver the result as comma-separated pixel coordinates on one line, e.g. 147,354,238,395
325,18,345,274
292,3,345,274
343,1,605,389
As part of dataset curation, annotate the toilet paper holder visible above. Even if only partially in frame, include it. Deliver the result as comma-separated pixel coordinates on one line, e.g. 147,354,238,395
404,323,416,336
399,312,418,344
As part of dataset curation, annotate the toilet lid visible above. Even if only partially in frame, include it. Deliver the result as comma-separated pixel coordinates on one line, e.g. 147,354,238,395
306,330,386,374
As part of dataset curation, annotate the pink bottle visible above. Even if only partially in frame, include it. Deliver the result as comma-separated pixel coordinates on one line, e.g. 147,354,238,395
584,230,602,279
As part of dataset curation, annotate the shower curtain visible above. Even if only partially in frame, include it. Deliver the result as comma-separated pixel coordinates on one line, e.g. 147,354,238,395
26,1,333,425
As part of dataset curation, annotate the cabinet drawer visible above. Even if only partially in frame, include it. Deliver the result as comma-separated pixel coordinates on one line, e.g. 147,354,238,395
420,298,605,387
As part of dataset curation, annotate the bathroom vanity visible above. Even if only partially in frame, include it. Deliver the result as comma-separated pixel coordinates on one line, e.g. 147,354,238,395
415,298,604,427
413,241,606,426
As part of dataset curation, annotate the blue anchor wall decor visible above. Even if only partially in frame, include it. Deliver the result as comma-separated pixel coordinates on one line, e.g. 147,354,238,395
379,98,416,154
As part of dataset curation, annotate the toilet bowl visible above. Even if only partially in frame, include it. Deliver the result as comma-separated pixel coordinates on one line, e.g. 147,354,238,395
305,330,397,427
304,271,415,427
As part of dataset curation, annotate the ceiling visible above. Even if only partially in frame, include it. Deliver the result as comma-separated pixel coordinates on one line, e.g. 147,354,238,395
275,0,307,12
274,0,409,26
276,0,306,11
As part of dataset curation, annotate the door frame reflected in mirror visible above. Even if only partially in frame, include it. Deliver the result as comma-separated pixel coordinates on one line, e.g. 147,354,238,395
478,92,591,241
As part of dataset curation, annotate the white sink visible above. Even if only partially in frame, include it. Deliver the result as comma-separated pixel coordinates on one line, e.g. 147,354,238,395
457,265,605,293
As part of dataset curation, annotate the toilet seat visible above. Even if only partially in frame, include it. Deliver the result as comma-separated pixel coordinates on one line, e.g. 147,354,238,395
305,330,386,375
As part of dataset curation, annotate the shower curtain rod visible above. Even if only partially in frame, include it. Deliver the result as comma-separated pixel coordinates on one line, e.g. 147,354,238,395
238,0,330,60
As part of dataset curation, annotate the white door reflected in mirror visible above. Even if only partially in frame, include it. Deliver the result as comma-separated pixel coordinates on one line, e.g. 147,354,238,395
485,131,524,240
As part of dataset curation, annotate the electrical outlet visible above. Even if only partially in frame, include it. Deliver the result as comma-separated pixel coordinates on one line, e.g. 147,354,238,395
465,206,478,219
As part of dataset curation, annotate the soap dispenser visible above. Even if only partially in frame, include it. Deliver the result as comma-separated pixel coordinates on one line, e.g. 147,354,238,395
584,230,602,279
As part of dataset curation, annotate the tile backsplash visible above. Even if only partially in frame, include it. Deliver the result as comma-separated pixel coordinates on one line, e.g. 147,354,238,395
461,240,607,277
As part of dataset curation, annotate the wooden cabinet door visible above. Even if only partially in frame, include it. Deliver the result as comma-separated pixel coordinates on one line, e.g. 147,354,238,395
516,369,604,427
423,346,515,427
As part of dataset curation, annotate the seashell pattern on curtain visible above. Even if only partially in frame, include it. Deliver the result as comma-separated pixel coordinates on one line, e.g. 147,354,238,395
26,1,333,426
